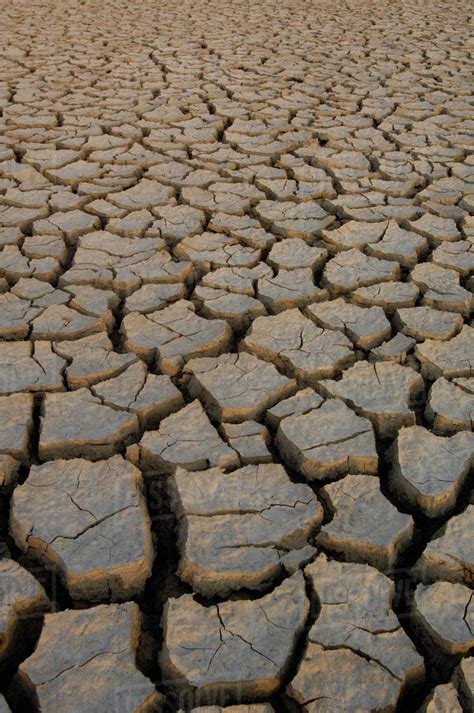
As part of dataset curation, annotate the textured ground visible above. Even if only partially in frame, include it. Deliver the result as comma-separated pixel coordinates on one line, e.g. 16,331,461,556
0,0,473,711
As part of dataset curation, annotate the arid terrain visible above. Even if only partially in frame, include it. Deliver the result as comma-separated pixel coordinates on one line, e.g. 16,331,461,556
0,0,473,711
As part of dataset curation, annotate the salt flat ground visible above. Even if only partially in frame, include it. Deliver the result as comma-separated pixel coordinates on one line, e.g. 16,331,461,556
0,0,473,711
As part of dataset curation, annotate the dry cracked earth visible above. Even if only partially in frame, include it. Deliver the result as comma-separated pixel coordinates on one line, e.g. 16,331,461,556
0,0,473,711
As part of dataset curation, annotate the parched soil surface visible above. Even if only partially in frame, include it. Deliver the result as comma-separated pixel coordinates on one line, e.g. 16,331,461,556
0,0,473,711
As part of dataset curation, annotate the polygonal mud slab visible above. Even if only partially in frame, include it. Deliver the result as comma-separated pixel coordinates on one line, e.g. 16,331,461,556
0,341,65,395
276,398,378,481
329,194,419,222
413,506,473,586
123,283,186,315
60,232,191,296
321,220,387,252
176,232,260,272
199,263,272,296
221,421,272,464
108,178,175,211
394,306,463,342
161,572,308,698
45,159,106,186
0,291,42,340
367,220,427,268
0,393,33,464
122,300,232,375
316,474,414,570
267,238,327,271
419,682,463,712
410,263,473,316
169,463,323,596
432,240,474,276
257,267,327,313
412,581,474,657
29,300,111,342
370,333,416,364
0,559,49,666
108,209,154,238
33,210,100,241
207,216,275,251
287,644,407,713
1,248,44,283
410,213,460,245
0,283,114,345
416,325,474,379
149,204,206,244
387,426,474,518
39,388,138,460
322,249,400,295
181,184,264,218
426,377,474,434
10,455,153,602
16,602,161,712
54,333,137,389
184,352,296,422
242,309,354,384
287,553,425,711
194,286,266,332
91,361,184,428
319,361,424,438
353,281,419,313
305,555,424,684
266,388,324,428
0,456,19,495
307,298,391,350
138,400,239,472
254,200,334,240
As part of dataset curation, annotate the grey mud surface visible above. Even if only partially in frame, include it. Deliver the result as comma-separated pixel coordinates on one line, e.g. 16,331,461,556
0,1,472,711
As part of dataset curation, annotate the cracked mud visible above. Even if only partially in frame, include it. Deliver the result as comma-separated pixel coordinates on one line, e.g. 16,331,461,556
0,0,472,711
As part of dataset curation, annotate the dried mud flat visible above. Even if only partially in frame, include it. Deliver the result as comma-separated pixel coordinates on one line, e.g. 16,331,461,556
0,0,473,711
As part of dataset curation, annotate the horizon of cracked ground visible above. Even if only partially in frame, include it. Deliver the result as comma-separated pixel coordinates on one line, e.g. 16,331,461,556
0,0,473,711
